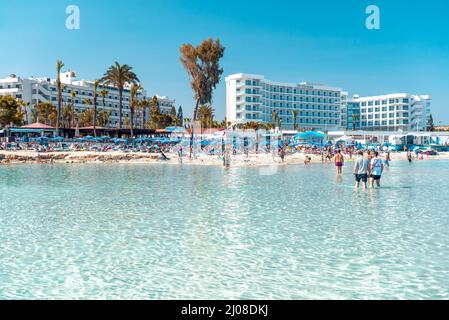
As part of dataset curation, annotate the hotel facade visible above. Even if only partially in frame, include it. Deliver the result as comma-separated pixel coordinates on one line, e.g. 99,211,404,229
226,73,344,132
226,73,432,132
353,94,431,132
0,72,176,128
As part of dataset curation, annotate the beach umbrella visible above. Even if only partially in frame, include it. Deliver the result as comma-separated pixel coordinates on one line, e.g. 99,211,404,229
51,136,64,142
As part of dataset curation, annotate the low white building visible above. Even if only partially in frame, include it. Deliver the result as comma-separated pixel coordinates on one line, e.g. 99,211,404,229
0,72,176,128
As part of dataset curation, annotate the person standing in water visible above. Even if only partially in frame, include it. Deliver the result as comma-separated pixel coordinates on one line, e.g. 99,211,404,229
407,150,413,163
353,151,369,190
384,152,391,167
334,149,344,175
369,151,384,188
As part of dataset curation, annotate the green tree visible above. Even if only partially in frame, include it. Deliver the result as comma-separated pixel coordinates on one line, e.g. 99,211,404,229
80,108,94,127
63,104,73,129
93,80,100,136
98,110,110,127
179,38,225,156
197,105,215,130
101,62,139,129
35,102,57,126
56,60,65,134
352,113,359,131
428,113,435,132
149,96,161,129
0,95,24,127
138,98,150,130
177,106,184,127
272,110,278,129
292,110,298,131
129,83,141,137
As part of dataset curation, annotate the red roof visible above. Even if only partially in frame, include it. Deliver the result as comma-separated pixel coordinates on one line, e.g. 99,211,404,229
21,122,55,130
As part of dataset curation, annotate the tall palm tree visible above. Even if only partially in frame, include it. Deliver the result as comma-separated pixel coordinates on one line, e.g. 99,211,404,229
292,110,298,131
138,98,150,129
272,110,278,129
99,89,108,125
56,60,65,135
83,98,92,127
129,84,141,138
63,105,73,129
352,113,359,131
101,62,139,130
93,80,100,136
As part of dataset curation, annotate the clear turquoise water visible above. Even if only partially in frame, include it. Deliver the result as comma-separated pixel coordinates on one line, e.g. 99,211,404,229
1,160,449,300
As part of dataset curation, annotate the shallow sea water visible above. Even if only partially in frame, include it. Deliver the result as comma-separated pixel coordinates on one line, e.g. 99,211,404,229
1,160,449,299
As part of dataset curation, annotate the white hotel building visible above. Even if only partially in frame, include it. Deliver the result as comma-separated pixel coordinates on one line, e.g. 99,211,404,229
226,73,432,132
354,94,431,132
0,72,176,128
226,73,344,131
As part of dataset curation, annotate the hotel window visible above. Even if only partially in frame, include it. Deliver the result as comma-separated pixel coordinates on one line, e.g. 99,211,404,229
368,101,373,106
389,106,395,111
375,101,380,105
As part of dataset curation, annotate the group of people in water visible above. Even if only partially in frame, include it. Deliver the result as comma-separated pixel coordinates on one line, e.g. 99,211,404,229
331,149,393,190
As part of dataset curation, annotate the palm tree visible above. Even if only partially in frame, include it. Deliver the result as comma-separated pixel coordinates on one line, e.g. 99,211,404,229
83,98,92,127
17,99,30,125
292,110,298,131
101,62,139,130
80,109,94,127
197,105,215,132
98,110,110,127
272,110,278,129
93,80,100,136
138,98,150,129
56,60,65,135
63,105,73,129
36,102,57,126
352,113,359,131
149,96,160,129
99,89,108,109
129,83,141,138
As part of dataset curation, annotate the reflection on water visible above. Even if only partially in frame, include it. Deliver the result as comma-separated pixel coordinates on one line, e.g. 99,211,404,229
1,161,449,299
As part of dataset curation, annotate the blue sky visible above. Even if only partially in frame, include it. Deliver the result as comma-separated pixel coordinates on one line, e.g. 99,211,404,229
1,0,449,122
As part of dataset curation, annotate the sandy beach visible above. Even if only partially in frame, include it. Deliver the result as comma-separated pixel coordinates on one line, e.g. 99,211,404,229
1,150,449,167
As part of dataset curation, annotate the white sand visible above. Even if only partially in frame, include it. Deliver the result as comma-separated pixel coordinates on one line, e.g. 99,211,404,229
1,150,449,167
